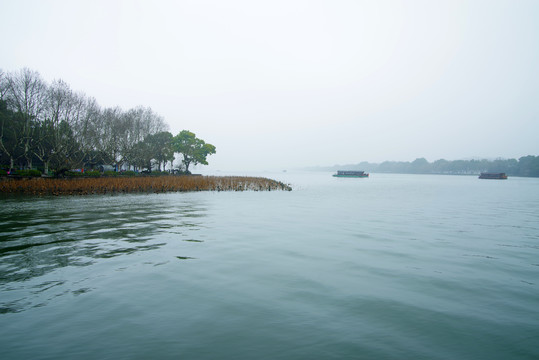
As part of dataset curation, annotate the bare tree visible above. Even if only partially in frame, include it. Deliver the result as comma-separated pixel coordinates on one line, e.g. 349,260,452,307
0,95,23,169
35,79,68,173
4,68,48,169
0,69,8,100
1,68,173,173
99,106,124,168
75,96,104,168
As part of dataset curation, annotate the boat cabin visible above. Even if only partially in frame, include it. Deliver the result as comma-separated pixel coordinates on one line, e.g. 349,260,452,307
333,170,369,178
479,172,508,179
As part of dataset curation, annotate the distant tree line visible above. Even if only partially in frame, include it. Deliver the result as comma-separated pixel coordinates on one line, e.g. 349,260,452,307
0,68,215,175
320,156,539,177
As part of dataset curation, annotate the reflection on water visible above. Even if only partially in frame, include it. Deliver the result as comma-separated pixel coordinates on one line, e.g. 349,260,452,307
0,194,207,313
1,174,538,360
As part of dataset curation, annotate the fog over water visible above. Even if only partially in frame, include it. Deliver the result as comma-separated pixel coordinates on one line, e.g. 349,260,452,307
1,0,538,171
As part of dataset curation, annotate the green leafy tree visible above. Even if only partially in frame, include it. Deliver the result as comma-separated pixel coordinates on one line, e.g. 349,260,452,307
410,158,429,173
131,139,152,171
130,131,174,172
172,130,216,173
147,131,174,171
518,155,539,177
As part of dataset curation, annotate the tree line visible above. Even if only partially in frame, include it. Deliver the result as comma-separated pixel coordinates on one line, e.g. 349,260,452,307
318,156,539,177
0,68,215,175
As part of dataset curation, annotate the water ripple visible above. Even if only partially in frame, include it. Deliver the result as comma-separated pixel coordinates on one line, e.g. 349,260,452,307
0,193,208,311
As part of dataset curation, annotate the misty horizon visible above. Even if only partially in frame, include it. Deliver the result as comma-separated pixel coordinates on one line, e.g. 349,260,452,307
2,0,538,172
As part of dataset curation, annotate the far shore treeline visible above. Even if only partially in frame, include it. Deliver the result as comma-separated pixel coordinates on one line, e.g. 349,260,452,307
0,68,215,176
312,156,539,177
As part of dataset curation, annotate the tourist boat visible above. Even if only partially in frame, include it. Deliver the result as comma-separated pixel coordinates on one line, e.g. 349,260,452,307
478,172,508,179
333,170,369,178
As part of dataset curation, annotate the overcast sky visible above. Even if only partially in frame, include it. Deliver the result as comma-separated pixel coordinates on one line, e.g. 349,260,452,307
1,0,538,171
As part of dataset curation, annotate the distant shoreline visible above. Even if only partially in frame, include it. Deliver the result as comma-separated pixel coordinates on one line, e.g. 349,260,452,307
0,175,292,196
305,155,539,177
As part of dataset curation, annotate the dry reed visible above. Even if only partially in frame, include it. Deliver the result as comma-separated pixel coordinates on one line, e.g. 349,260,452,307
0,176,292,196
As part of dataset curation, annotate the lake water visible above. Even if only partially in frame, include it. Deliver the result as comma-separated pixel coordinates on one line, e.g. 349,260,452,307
1,172,538,359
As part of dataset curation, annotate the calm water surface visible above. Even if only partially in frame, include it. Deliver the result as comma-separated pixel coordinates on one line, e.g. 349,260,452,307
1,172,538,359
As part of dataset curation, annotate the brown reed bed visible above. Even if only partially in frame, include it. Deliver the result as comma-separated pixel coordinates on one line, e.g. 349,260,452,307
0,176,292,196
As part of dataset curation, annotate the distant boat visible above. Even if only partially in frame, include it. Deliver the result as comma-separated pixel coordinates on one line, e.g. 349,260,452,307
479,172,508,179
333,170,369,178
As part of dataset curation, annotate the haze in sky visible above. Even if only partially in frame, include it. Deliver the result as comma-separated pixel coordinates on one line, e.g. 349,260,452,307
1,0,538,171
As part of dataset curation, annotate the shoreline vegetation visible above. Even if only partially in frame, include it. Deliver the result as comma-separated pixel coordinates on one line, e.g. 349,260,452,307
0,175,292,196
1,69,215,177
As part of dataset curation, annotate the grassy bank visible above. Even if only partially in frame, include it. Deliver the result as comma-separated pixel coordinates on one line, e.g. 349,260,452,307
0,175,292,195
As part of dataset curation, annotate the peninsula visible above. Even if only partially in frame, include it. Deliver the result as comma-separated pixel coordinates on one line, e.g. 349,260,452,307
0,175,292,196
